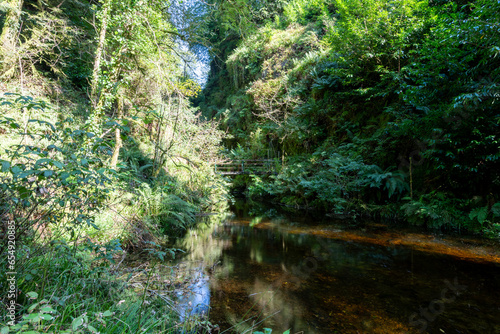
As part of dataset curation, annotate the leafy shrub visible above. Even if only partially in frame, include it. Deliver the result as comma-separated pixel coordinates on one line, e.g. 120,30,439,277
401,193,500,234
249,151,407,214
0,94,114,247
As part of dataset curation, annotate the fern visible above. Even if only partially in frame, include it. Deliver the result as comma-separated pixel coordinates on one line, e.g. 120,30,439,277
137,185,199,234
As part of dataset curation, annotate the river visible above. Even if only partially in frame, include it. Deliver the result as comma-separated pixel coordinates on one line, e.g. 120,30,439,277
171,201,500,333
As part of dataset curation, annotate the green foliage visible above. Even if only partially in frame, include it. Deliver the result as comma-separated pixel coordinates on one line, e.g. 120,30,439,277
1,0,94,92
1,0,234,329
0,242,192,333
0,94,114,246
249,151,406,213
395,0,500,197
401,192,500,233
254,328,290,334
365,166,409,199
283,0,331,25
209,0,286,39
137,184,197,235
324,0,428,76
0,91,229,331
401,193,468,229
92,0,180,106
199,0,499,236
469,206,488,225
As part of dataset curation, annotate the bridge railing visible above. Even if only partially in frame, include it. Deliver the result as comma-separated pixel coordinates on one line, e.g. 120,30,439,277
214,159,277,175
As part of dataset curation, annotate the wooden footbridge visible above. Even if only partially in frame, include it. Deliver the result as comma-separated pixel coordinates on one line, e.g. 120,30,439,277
214,159,277,175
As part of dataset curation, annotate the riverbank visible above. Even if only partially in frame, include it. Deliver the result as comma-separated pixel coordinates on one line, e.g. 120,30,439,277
0,91,228,332
226,171,500,240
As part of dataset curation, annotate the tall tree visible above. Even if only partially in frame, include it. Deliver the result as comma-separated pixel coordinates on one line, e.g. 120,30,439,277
90,0,111,108
87,0,198,170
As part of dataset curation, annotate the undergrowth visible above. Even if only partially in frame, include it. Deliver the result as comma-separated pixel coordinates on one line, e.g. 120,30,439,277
0,92,230,332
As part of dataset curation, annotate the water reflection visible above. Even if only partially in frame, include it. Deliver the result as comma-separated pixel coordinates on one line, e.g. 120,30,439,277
175,269,210,321
173,209,500,333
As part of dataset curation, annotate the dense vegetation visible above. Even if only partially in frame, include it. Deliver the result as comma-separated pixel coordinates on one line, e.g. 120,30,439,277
195,0,500,236
1,0,499,332
0,0,229,332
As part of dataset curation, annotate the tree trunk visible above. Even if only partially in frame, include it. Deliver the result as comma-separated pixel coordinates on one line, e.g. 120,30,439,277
90,0,111,107
0,0,24,72
86,0,111,142
110,95,123,168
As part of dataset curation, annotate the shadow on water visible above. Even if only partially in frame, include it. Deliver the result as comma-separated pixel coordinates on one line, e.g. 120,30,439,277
172,199,500,333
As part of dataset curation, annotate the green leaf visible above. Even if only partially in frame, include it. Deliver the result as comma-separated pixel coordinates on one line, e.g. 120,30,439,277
139,164,153,171
52,161,64,168
87,325,98,333
491,203,500,217
35,158,51,167
24,314,40,321
26,291,38,299
39,314,53,320
28,302,40,312
477,207,488,223
44,170,54,177
18,186,30,199
1,326,9,334
11,166,22,175
0,160,10,172
72,316,84,330
102,310,113,317
469,206,488,224
40,306,56,313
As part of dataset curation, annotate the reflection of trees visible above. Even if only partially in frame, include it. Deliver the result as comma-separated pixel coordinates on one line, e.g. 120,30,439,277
174,215,232,268
165,215,231,323
204,221,419,333
169,212,500,333
175,270,210,321
248,278,312,332
209,271,316,333
209,219,414,332
205,223,322,332
173,215,417,332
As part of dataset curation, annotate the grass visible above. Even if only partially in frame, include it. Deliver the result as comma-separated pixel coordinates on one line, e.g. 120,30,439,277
0,242,220,333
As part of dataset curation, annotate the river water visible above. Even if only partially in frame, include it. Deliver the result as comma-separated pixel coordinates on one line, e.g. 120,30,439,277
172,202,500,333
